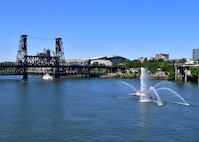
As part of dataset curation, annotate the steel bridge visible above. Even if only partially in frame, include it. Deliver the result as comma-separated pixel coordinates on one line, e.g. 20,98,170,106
0,35,123,79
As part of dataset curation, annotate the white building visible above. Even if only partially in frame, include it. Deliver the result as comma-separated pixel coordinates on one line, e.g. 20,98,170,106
90,55,127,66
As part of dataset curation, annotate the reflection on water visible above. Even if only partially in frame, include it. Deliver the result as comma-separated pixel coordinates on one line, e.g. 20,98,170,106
0,76,199,141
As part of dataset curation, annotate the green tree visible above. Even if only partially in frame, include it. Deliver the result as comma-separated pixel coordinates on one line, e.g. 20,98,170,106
189,67,199,83
190,67,199,77
124,59,131,69
124,58,176,80
131,60,141,68
179,58,186,63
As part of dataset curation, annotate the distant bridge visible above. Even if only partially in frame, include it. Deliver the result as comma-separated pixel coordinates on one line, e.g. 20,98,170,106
0,35,123,79
174,63,199,82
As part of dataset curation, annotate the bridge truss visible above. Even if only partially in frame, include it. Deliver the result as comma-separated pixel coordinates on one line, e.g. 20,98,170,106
0,35,124,79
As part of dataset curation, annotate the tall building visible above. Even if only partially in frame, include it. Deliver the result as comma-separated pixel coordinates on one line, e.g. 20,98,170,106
155,53,169,61
193,49,199,60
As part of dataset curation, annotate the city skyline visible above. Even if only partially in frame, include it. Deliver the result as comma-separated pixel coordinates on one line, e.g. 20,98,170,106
0,0,199,62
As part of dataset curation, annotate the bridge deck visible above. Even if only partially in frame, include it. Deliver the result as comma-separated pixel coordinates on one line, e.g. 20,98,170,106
0,64,123,78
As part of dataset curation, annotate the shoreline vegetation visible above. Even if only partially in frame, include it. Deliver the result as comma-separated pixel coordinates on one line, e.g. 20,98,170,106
100,73,169,80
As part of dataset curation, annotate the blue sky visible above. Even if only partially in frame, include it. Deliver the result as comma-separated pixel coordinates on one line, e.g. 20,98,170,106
0,0,199,62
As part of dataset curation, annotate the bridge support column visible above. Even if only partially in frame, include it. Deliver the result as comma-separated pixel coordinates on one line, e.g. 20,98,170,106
55,72,60,78
23,68,28,80
184,68,187,82
175,66,183,82
198,77,199,84
175,67,178,81
23,73,28,80
54,66,60,78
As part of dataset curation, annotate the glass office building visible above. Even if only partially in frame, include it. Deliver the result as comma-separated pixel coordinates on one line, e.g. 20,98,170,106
193,49,199,60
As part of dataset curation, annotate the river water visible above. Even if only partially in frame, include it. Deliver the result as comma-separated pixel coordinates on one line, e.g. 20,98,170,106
0,75,199,141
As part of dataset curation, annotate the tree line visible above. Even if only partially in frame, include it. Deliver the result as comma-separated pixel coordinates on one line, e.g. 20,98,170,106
123,58,199,82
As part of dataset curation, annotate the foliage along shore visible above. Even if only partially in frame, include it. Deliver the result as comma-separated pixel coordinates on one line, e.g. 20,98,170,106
100,73,169,80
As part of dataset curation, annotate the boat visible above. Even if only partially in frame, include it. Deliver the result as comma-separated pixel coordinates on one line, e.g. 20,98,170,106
134,90,152,98
42,73,53,80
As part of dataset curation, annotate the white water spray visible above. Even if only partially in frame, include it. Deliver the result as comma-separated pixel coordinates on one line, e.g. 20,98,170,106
149,87,163,106
153,81,170,89
156,87,190,106
120,81,138,92
119,67,190,106
140,67,148,92
139,67,152,102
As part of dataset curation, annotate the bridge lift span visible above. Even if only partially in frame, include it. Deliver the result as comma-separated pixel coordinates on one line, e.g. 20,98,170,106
16,35,65,79
16,35,65,64
0,35,123,80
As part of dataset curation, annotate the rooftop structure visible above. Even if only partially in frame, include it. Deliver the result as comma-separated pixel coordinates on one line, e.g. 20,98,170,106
90,55,127,66
138,57,147,62
37,49,51,58
155,53,169,61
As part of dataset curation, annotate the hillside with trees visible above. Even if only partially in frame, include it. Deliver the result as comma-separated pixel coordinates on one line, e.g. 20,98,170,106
123,59,175,80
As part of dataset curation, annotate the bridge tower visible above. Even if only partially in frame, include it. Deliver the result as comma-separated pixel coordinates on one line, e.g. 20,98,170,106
55,38,65,60
16,35,28,79
16,35,27,64
54,38,65,78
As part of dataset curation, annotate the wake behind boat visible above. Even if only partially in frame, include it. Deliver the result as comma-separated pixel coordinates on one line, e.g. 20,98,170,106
20,79,28,84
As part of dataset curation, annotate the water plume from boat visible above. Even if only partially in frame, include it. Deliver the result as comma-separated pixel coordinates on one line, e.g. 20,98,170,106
120,67,189,106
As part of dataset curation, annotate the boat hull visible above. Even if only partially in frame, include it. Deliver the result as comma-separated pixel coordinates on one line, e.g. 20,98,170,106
42,74,53,80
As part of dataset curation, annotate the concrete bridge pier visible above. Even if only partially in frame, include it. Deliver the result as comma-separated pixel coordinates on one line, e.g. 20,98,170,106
175,66,183,82
175,67,178,81
175,66,188,82
184,68,188,82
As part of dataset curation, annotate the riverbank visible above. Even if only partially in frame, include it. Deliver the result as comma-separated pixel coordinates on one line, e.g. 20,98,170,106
100,73,169,80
